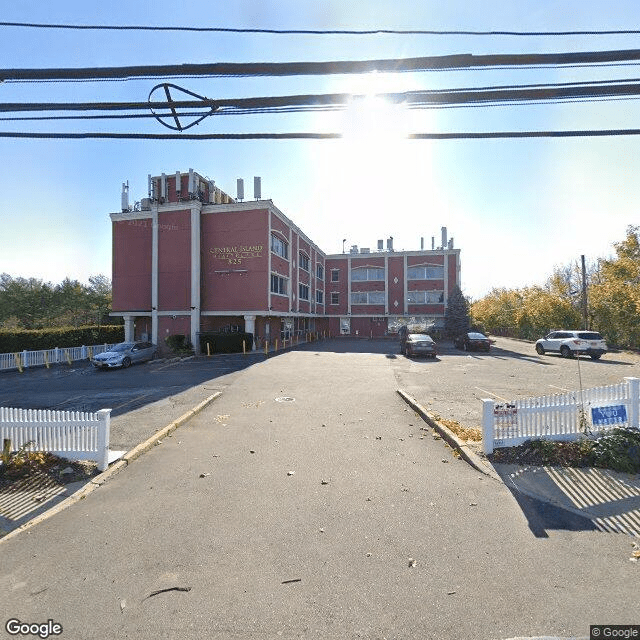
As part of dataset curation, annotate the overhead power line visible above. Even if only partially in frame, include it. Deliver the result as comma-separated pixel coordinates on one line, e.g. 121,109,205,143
4,49,640,81
2,21,640,37
2,129,640,140
4,81,640,114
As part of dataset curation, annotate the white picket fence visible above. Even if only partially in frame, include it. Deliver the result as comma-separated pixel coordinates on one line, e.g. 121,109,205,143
0,344,117,372
482,377,640,454
0,407,111,471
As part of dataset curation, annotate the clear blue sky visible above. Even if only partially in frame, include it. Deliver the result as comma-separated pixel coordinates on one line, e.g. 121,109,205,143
1,0,639,299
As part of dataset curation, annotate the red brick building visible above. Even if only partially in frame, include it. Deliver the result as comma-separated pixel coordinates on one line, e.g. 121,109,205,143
111,170,461,351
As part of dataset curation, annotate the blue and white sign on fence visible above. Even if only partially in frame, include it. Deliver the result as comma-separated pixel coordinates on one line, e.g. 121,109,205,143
591,404,628,427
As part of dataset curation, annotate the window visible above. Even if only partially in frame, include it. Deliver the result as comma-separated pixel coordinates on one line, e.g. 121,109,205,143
271,234,289,259
331,269,340,282
316,290,324,304
351,267,385,281
299,283,309,300
407,265,444,280
270,273,288,296
316,264,324,280
299,252,310,271
331,292,339,305
407,291,444,304
351,291,385,305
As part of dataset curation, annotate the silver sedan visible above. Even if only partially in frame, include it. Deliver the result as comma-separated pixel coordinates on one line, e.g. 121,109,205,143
91,342,157,369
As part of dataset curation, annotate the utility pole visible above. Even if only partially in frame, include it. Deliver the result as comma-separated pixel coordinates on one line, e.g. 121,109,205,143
581,254,588,329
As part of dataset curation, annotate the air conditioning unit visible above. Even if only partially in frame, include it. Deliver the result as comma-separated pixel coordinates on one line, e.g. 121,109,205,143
141,198,151,211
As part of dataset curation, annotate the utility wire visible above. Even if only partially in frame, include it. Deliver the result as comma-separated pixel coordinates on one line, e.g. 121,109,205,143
2,129,640,140
4,49,640,81
2,21,640,37
5,81,640,113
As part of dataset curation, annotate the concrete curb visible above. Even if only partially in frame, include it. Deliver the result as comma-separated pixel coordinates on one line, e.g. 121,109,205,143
396,389,502,483
0,392,222,545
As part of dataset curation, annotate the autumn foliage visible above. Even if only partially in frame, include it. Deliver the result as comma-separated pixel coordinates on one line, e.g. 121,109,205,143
471,226,640,349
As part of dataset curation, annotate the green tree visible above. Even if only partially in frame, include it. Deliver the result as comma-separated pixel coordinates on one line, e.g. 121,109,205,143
445,285,471,337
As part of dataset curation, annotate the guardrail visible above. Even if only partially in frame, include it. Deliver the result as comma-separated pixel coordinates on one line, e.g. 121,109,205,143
0,344,117,372
0,407,111,471
482,377,640,454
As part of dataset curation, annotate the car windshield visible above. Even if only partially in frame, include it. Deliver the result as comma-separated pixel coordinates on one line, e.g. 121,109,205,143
111,343,133,352
468,333,487,339
577,332,603,340
408,334,432,342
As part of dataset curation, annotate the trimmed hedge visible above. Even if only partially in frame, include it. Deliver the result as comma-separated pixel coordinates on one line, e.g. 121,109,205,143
0,325,125,353
200,332,254,354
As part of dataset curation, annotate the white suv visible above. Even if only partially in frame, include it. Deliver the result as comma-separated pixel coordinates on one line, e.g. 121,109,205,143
535,330,607,360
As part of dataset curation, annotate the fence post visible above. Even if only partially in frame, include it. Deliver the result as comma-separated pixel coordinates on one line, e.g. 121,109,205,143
482,399,495,455
625,377,640,428
96,409,111,472
22,349,29,369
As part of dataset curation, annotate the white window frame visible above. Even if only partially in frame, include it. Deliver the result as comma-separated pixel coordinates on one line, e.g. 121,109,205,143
351,291,385,305
407,290,444,304
299,282,310,301
407,265,444,280
270,273,288,296
351,267,385,281
271,234,289,260
299,252,310,272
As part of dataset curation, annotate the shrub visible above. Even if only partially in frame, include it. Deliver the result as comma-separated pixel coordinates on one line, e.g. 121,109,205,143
0,325,124,353
165,334,194,355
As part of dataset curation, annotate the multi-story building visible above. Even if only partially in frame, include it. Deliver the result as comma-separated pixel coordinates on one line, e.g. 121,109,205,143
110,170,461,351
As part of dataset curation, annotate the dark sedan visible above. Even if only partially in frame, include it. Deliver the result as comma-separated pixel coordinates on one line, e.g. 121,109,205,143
454,332,491,352
403,333,437,358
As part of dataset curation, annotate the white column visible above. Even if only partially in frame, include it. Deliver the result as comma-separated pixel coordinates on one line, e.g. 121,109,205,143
151,205,159,347
244,314,256,351
190,205,201,353
123,316,135,342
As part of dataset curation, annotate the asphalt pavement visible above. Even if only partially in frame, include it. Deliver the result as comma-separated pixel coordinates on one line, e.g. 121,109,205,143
0,342,637,640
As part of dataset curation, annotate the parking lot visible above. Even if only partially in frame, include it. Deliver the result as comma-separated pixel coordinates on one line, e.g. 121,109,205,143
1,336,638,450
0,353,265,450
391,335,640,430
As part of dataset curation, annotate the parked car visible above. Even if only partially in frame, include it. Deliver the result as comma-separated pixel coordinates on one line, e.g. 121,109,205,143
454,331,491,351
92,342,157,369
403,333,437,358
535,330,607,360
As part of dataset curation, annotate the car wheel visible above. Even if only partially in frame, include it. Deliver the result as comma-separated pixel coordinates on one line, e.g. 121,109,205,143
122,357,132,368
463,342,468,351
590,353,602,360
560,345,572,359
535,344,545,355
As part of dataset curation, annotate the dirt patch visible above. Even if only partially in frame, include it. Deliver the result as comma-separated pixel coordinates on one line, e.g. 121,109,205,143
0,452,98,486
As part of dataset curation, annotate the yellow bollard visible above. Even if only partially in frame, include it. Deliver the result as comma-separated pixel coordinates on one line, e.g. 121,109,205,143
87,346,93,360
242,340,246,355
207,342,211,356
275,339,279,352
44,351,50,369
13,353,23,373
265,340,269,356
283,338,287,349
64,349,72,365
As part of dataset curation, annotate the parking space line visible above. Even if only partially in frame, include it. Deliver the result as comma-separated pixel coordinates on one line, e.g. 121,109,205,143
474,386,509,402
54,394,86,408
112,393,153,411
549,384,569,392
